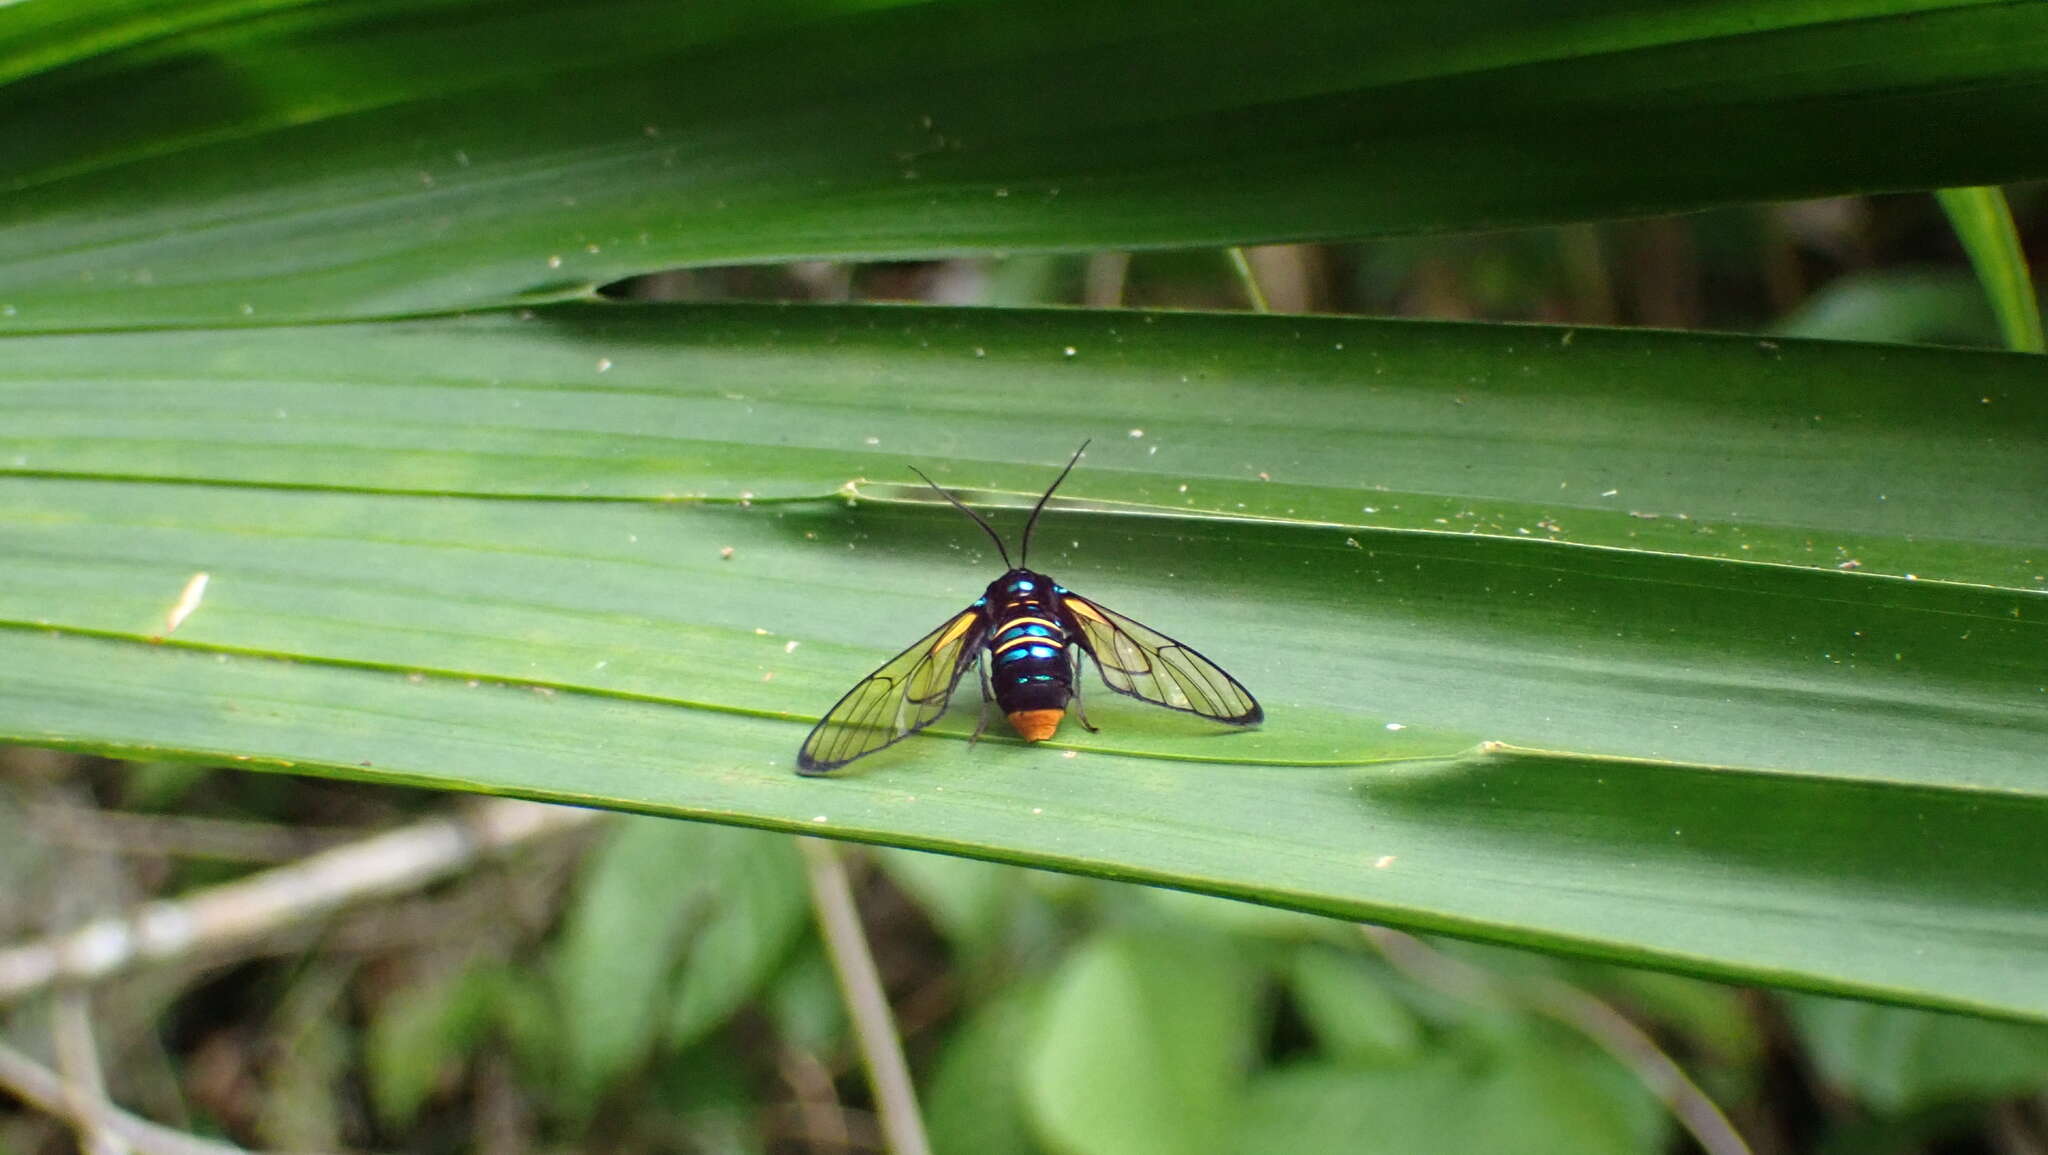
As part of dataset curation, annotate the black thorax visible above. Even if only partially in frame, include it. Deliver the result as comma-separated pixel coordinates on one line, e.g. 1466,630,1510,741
981,569,1073,712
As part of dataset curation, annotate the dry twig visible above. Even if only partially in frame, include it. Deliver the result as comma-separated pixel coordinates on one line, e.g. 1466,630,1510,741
799,838,931,1155
0,798,602,1004
0,1037,249,1155
52,989,132,1155
1361,925,1752,1155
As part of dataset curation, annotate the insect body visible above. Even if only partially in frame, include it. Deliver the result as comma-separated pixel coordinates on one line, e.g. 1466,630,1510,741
982,569,1074,742
797,442,1261,774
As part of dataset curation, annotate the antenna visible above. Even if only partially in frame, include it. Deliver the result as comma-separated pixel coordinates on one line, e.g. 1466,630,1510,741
1019,440,1089,567
910,466,1013,569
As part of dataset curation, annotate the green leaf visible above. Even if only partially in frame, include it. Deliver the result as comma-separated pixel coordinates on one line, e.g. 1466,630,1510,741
552,816,701,1108
2,302,2046,1020
254,1014,350,1150
366,961,542,1128
553,817,807,1107
925,984,1047,1155
646,1046,769,1155
7,0,2048,1024
1024,931,1258,1155
1287,947,1426,1066
668,831,808,1050
7,2,2048,328
1231,1034,1661,1155
764,942,847,1057
1581,969,1759,1069
366,971,466,1129
1935,186,2046,353
5,304,2041,586
875,847,1020,962
1774,270,2010,348
1143,885,1331,942
1788,995,2048,1113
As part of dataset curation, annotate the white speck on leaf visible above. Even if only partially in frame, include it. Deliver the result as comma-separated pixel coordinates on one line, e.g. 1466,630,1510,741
158,572,210,638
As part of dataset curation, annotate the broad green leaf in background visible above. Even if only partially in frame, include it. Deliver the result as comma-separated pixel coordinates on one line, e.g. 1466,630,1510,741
1025,931,1257,1155
1288,948,1427,1066
552,816,704,1109
5,0,2048,328
925,984,1045,1155
367,966,481,1129
1774,270,2016,348
551,816,805,1109
1229,1034,1661,1155
1789,996,2048,1114
2,304,2046,1021
1579,968,1761,1072
254,992,352,1151
875,846,1022,966
765,943,849,1057
642,1047,762,1151
367,961,552,1129
549,817,806,1103
666,830,808,1050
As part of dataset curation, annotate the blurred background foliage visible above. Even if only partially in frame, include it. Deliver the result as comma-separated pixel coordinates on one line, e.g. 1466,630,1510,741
6,184,2047,1151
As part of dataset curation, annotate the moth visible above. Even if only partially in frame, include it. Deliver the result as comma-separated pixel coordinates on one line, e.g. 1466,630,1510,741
797,442,1261,774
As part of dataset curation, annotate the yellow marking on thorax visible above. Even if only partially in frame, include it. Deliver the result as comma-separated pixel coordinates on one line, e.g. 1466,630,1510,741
934,613,979,649
993,630,1065,656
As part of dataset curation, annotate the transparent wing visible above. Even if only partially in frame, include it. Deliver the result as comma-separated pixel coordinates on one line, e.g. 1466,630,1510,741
797,608,987,774
1059,591,1262,725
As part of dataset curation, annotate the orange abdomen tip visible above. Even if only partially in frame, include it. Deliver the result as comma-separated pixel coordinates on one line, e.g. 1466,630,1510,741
1006,709,1065,742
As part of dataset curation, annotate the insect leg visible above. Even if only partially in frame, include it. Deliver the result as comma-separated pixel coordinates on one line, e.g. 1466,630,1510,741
1067,648,1101,732
968,654,994,746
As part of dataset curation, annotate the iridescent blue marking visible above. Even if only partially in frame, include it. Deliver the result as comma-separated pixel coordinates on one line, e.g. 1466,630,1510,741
1053,584,1068,594
973,596,987,607
1011,579,1036,592
997,623,1054,643
996,642,1061,665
